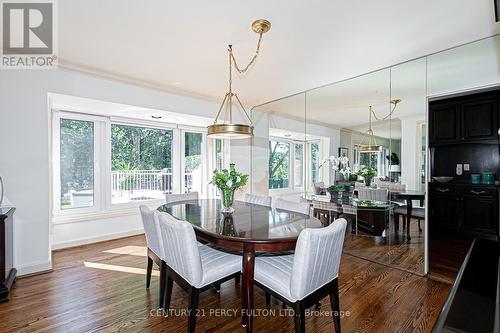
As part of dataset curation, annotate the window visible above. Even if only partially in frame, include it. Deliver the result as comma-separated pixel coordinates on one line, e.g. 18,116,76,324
294,144,304,187
59,119,95,209
183,132,204,193
310,142,320,184
269,141,290,189
111,124,173,204
53,110,219,220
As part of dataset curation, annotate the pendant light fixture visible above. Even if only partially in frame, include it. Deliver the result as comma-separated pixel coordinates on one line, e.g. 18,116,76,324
358,99,401,153
207,19,271,139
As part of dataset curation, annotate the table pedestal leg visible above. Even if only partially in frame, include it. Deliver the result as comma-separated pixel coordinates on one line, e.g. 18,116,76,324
241,243,255,332
406,199,413,241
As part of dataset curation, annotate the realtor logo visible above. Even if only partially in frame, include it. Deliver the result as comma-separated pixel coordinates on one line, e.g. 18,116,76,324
1,0,57,69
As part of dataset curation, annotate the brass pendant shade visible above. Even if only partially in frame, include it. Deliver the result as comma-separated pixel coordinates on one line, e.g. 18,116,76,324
358,99,400,153
207,20,271,139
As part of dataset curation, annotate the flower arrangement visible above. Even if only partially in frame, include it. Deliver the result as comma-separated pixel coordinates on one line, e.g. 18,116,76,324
358,167,377,186
329,156,351,179
210,163,248,213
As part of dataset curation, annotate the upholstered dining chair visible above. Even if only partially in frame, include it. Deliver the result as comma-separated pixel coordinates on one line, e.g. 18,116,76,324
155,211,241,333
275,198,311,216
254,218,347,333
357,188,388,202
244,193,272,207
139,205,166,307
165,191,199,204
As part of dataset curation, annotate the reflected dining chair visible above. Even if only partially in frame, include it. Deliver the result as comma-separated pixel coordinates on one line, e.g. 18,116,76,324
165,191,199,204
357,188,388,202
275,198,311,216
244,193,272,207
254,218,347,333
139,205,166,306
155,211,241,333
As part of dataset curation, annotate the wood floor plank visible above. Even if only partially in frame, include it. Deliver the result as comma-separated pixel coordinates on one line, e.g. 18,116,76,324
0,235,448,333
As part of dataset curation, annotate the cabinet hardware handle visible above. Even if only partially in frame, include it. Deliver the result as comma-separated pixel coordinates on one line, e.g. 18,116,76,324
437,188,450,192
470,190,487,195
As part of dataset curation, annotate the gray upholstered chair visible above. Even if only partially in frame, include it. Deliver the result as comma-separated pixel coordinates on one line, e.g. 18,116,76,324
244,193,272,207
155,211,241,333
357,188,388,202
139,205,166,306
165,191,199,204
254,218,347,333
275,198,311,216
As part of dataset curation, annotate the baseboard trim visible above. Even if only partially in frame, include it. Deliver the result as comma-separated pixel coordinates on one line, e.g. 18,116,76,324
51,228,145,251
16,260,53,277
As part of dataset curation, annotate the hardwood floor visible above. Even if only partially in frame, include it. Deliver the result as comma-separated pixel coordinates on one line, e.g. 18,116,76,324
0,235,449,333
344,217,425,275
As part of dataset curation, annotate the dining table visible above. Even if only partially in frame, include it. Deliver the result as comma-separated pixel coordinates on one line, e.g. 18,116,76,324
158,198,323,333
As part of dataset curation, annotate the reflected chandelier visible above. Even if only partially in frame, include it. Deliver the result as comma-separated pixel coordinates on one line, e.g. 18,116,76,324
359,99,401,153
207,19,271,139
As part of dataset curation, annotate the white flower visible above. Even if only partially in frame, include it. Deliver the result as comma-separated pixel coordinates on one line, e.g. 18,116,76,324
236,176,241,183
226,180,233,188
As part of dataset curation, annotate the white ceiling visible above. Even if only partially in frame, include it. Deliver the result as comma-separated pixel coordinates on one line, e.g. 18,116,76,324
59,0,499,108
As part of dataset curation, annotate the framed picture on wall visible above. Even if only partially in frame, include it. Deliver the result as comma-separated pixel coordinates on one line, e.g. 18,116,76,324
338,147,349,158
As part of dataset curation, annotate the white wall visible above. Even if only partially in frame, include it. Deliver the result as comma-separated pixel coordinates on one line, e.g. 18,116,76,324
0,68,221,275
400,115,425,190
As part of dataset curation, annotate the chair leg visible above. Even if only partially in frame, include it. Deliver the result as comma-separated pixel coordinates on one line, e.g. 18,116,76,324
188,287,199,333
162,274,174,314
234,273,240,284
282,302,287,309
316,301,322,309
265,292,271,308
293,302,305,333
330,279,341,333
146,256,153,289
159,261,167,307
418,219,422,232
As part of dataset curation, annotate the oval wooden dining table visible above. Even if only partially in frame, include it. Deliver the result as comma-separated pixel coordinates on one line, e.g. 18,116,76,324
158,198,323,333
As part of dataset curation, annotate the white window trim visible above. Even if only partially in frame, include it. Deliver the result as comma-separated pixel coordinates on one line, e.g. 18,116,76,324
51,110,216,224
268,137,308,193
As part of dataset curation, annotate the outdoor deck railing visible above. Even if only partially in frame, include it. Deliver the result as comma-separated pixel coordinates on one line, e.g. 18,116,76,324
111,170,194,194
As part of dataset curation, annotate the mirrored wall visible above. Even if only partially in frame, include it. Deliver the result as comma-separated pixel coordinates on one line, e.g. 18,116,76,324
250,34,500,276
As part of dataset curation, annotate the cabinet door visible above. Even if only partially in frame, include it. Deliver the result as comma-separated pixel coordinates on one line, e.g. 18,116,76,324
461,95,499,141
429,194,459,229
429,102,460,144
462,196,498,235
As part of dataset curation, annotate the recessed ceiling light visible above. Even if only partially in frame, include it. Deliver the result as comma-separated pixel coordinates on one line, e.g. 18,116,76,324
151,115,162,119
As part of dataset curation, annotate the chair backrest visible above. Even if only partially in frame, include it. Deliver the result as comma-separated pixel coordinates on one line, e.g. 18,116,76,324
139,205,164,258
354,182,366,189
244,193,272,207
154,211,203,286
313,182,325,195
275,198,310,216
357,188,388,202
165,191,199,204
290,218,347,300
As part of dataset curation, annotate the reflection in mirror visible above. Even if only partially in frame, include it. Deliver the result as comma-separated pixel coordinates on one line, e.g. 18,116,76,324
251,93,307,203
388,58,427,275
305,68,393,267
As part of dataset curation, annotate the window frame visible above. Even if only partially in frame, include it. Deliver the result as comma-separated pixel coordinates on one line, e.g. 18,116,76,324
268,137,307,193
51,110,216,223
51,111,106,217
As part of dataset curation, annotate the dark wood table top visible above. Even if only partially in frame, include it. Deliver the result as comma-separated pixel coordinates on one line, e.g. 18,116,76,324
158,199,323,244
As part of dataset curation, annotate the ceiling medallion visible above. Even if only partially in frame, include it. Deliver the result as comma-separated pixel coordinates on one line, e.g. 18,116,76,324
207,20,271,139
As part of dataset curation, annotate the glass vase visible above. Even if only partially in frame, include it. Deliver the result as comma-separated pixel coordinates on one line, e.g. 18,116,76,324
221,188,235,214
364,177,372,187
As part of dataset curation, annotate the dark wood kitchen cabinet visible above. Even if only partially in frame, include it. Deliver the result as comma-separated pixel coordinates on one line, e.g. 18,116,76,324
461,94,498,141
429,92,499,145
429,183,498,239
429,102,460,144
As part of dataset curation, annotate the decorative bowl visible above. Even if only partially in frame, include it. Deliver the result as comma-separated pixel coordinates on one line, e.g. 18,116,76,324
432,176,454,183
